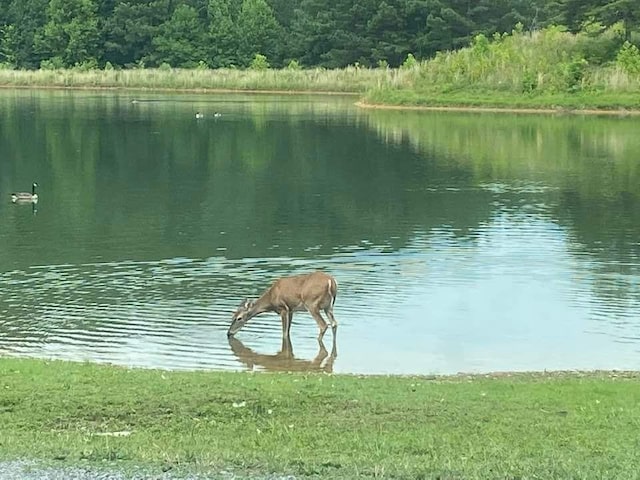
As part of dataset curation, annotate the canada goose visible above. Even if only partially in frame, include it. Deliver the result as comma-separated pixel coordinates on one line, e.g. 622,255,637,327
213,112,222,118
195,112,204,119
11,183,38,204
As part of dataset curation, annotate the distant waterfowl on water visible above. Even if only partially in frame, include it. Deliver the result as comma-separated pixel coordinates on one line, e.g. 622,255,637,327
11,183,38,203
195,112,222,119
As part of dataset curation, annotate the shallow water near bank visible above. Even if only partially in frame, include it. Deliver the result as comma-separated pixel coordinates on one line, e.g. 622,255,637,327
1,89,639,375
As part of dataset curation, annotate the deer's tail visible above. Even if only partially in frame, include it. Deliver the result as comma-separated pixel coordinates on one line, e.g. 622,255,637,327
328,277,338,307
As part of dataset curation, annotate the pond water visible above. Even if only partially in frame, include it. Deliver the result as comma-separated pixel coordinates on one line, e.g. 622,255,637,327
1,90,639,375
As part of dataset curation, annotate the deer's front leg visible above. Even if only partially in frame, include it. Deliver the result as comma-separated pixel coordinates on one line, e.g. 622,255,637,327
279,308,293,339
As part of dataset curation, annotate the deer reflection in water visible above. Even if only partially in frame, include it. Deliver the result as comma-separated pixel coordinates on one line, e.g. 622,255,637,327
228,335,337,373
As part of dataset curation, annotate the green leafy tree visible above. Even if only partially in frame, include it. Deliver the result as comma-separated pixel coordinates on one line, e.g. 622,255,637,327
405,0,476,57
617,40,640,73
236,0,282,67
468,0,548,36
0,0,9,25
0,24,16,66
291,0,373,67
367,1,410,66
265,0,301,63
35,0,100,67
401,52,418,68
545,0,639,39
6,0,635,72
250,52,270,69
207,0,238,67
266,0,300,27
590,0,640,41
2,0,48,68
423,1,475,53
553,0,594,32
403,0,432,58
289,0,332,66
102,0,172,67
151,4,207,67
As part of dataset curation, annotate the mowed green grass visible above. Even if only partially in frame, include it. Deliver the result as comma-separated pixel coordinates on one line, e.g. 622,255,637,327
1,357,639,479
364,88,640,112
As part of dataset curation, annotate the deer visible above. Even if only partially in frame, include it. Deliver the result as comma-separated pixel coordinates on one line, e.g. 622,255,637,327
227,271,338,340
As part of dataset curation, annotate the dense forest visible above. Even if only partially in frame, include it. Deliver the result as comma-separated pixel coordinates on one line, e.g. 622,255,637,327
0,0,639,70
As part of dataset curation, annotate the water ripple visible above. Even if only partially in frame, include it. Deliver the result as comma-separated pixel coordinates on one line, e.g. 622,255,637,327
1,215,640,374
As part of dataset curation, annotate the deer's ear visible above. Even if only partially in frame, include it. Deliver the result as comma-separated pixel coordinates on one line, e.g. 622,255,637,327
243,298,252,309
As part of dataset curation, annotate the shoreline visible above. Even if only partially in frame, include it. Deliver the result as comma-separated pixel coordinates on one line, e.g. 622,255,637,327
355,100,640,116
2,83,639,115
0,84,359,96
1,357,638,478
2,352,638,377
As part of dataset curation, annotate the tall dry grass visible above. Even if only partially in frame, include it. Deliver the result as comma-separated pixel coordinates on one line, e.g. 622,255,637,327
0,66,414,93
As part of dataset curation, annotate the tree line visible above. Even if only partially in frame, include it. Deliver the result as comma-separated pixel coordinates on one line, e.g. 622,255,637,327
0,0,638,70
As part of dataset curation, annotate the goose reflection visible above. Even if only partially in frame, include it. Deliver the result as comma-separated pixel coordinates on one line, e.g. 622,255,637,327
228,335,337,373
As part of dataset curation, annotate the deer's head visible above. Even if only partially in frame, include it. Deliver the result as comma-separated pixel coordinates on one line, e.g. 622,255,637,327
228,299,254,337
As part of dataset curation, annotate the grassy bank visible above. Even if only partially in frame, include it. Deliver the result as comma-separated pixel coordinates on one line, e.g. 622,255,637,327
2,66,638,113
363,89,640,111
0,66,409,94
364,27,640,111
1,358,639,478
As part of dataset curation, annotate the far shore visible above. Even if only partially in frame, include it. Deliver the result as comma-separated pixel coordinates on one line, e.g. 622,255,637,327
3,82,640,116
2,67,639,116
355,100,640,116
0,83,359,97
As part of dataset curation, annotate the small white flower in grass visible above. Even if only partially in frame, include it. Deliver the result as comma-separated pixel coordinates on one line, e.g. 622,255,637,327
268,409,273,415
232,401,247,408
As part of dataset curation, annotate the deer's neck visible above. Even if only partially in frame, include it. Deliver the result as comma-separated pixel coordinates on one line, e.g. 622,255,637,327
249,292,277,318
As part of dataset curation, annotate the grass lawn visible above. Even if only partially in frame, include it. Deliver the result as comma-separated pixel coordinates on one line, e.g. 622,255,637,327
363,88,640,113
1,358,639,478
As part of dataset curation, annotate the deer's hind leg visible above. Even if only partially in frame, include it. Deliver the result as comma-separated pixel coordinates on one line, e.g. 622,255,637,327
325,307,338,334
